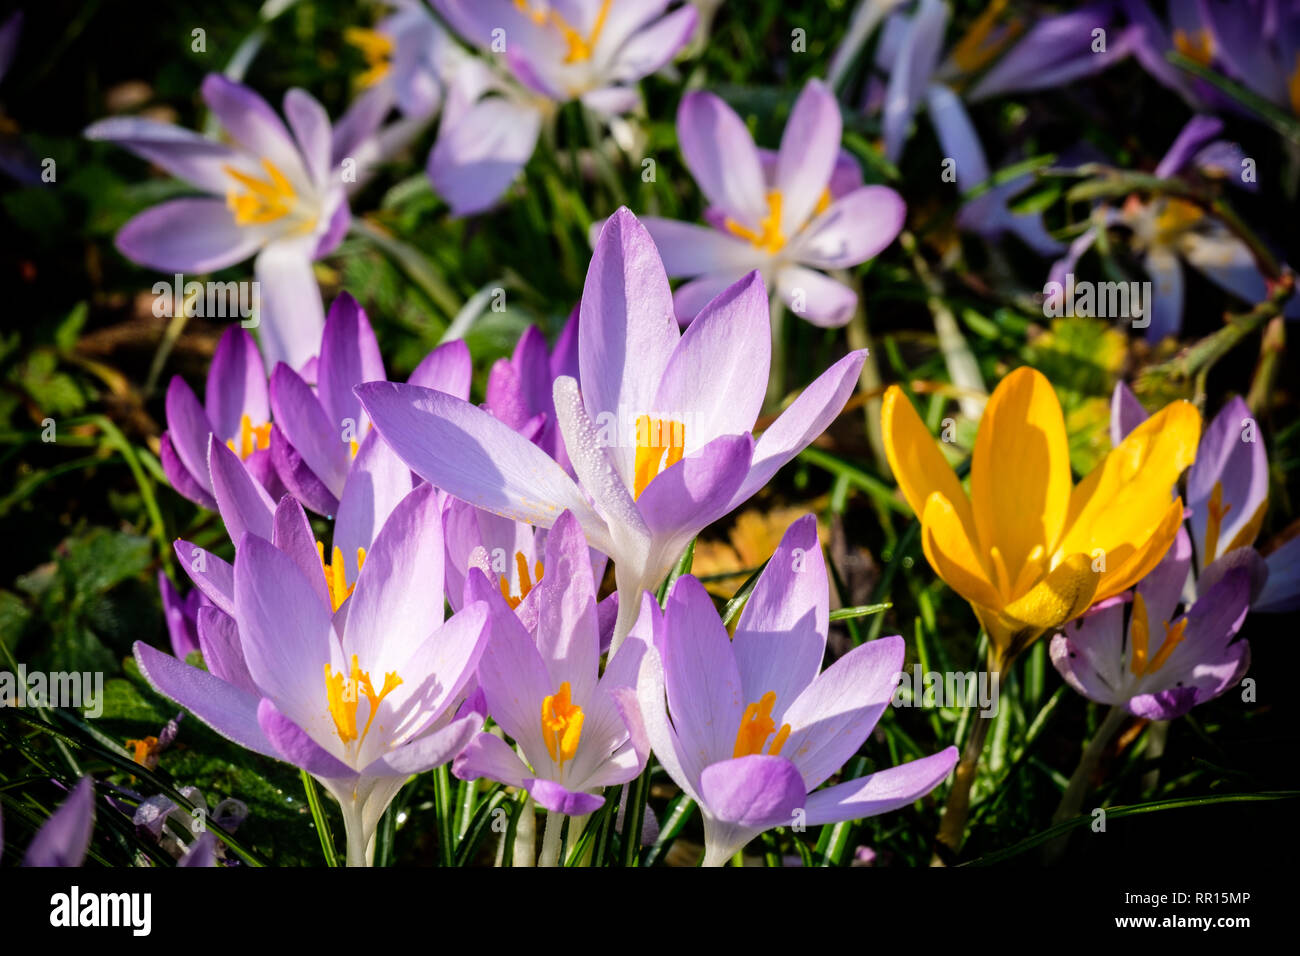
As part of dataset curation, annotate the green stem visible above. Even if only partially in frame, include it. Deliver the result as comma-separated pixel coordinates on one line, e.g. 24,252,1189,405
933,687,997,864
300,770,338,867
1044,704,1131,863
538,810,564,867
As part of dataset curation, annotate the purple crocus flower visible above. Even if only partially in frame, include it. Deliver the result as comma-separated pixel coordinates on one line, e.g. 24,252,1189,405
1112,382,1296,613
1051,529,1252,720
158,571,211,659
85,75,352,371
134,483,492,866
357,208,867,651
485,310,580,473
1052,115,1298,341
453,511,646,818
174,417,417,627
1122,0,1226,108
162,326,280,511
1199,0,1300,119
628,515,958,866
861,0,1133,257
637,79,905,325
20,777,95,867
270,292,470,516
428,0,698,215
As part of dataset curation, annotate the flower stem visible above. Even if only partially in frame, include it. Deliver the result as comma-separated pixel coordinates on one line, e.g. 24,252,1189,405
932,697,996,864
538,810,565,867
513,795,537,867
1045,704,1128,863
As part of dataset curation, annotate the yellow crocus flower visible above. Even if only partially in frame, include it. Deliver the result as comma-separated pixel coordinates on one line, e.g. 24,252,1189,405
882,367,1201,668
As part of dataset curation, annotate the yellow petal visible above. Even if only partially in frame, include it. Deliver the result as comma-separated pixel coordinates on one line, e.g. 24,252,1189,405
1058,399,1200,560
985,552,1099,662
881,385,975,534
1092,497,1185,603
970,366,1072,576
921,492,1002,609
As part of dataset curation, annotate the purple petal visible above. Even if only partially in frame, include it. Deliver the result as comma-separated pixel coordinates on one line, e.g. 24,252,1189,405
160,432,217,509
803,747,958,825
257,699,355,778
677,92,768,229
24,777,95,868
270,424,340,516
205,327,269,443
453,729,532,788
699,754,806,830
792,186,906,269
272,495,330,605
528,780,604,816
196,606,258,695
208,436,276,546
775,266,859,328
780,635,905,790
333,428,415,567
363,712,482,777
133,641,277,759
428,96,541,216
174,539,234,616
409,338,472,400
1110,380,1148,445
733,514,828,712
115,199,262,273
318,292,386,434
165,376,216,496
270,362,350,501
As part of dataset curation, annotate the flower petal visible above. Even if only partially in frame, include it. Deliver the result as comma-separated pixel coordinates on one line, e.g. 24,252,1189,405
803,747,958,826
677,92,768,229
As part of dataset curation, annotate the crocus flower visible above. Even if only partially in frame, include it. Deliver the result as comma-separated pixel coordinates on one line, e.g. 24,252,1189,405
85,75,352,371
629,515,958,866
159,571,211,659
269,291,470,516
334,0,469,193
428,0,698,215
1121,0,1226,109
637,79,905,325
485,311,580,473
1112,382,1297,613
357,208,867,651
0,10,39,185
882,366,1200,666
1052,114,1298,342
1199,0,1300,119
134,786,247,863
134,483,492,865
161,326,280,511
20,777,95,867
855,0,1131,257
175,420,416,624
1051,529,1252,720
453,511,646,818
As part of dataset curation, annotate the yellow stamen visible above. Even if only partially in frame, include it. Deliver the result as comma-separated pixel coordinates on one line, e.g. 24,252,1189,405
1128,591,1150,677
949,0,1022,74
541,681,584,767
1152,197,1205,244
1173,28,1214,67
317,541,366,612
515,0,612,64
345,27,395,88
813,186,832,217
724,189,787,254
1204,480,1231,565
633,415,686,499
732,690,791,758
324,653,403,746
125,736,160,768
224,158,299,226
499,551,544,610
225,413,272,460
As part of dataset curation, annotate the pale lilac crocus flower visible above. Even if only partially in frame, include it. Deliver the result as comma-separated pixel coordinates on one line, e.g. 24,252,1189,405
428,0,698,215
85,75,352,371
1199,0,1300,119
357,208,867,651
162,326,281,511
628,515,958,866
135,483,491,866
1051,529,1252,720
1112,382,1297,613
1054,115,1299,342
268,291,470,516
637,79,904,325
11,777,95,867
453,511,646,824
